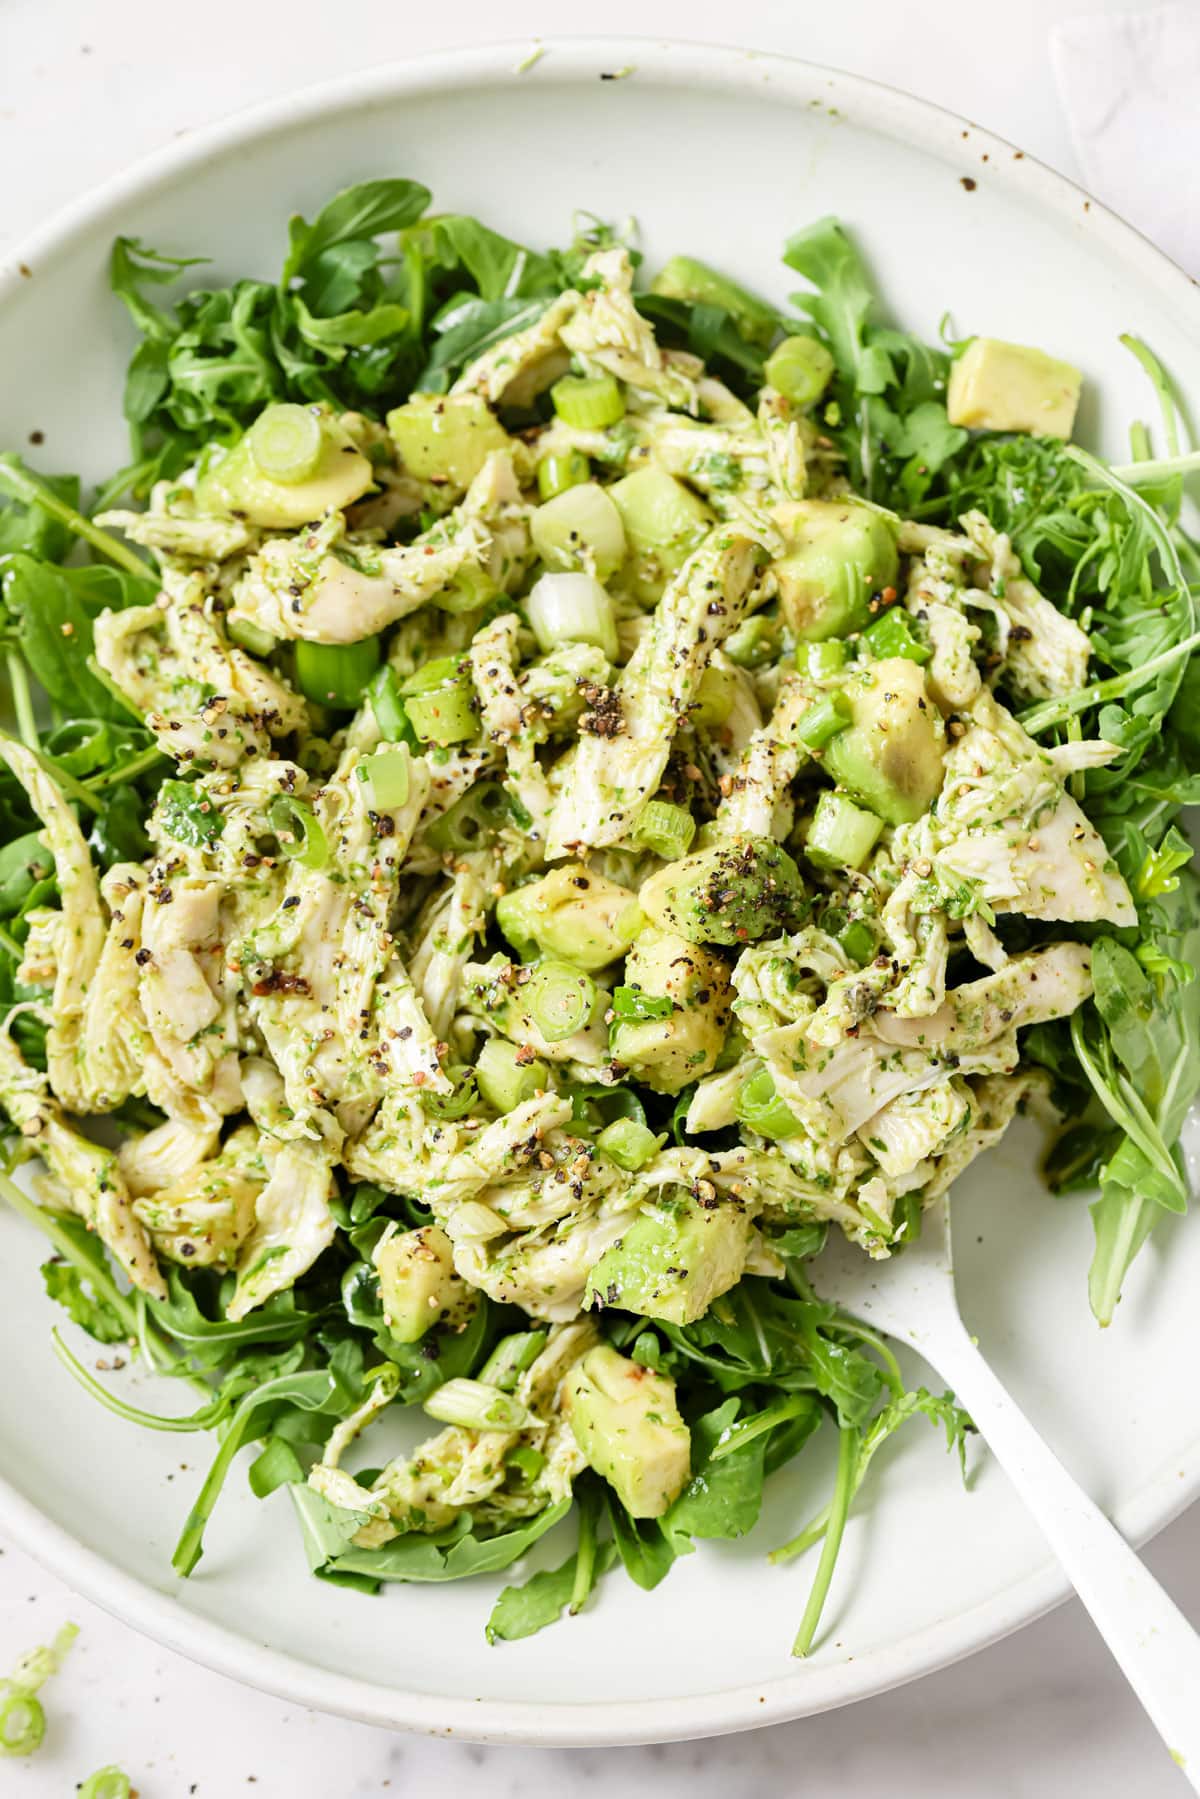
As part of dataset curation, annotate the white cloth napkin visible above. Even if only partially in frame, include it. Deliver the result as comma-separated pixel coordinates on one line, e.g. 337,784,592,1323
1051,3,1200,274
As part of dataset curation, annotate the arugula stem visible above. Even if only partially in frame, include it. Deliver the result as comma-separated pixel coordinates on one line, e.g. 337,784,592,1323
833,1322,904,1398
569,1488,598,1615
710,1394,813,1464
1019,626,1200,735
0,1167,141,1338
5,651,38,750
770,1502,831,1564
85,742,166,792
0,922,23,960
0,728,103,815
791,1423,859,1658
1108,450,1200,485
51,1329,238,1431
0,457,152,581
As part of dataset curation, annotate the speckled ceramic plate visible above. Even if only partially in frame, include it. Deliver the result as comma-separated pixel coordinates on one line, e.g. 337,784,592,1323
1,37,1198,1747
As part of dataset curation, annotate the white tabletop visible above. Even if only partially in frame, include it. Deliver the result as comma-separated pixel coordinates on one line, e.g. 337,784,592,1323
1,1,1197,1792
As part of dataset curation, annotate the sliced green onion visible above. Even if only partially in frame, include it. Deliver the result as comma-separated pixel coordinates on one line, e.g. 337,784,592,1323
479,1330,548,1391
476,1037,549,1113
839,918,876,964
247,403,324,484
79,1767,133,1799
357,747,410,810
266,795,329,869
525,960,597,1042
527,571,619,662
537,449,591,501
737,1067,803,1140
294,636,382,710
795,691,852,750
801,639,850,680
551,373,626,430
426,783,510,853
631,799,696,861
508,1444,546,1483
764,334,835,407
401,656,477,745
0,1691,44,1757
228,615,279,658
423,1377,532,1431
596,1117,664,1171
861,609,930,664
366,664,418,747
423,1065,479,1120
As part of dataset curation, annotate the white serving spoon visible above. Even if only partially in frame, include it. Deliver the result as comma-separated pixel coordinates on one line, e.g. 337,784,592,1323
813,1196,1200,1789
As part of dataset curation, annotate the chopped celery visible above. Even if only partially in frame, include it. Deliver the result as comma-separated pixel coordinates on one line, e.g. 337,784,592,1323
632,800,696,860
530,482,626,580
806,790,884,871
795,692,852,749
552,374,626,430
294,636,382,710
596,1117,665,1171
401,656,477,745
861,608,931,664
537,449,590,501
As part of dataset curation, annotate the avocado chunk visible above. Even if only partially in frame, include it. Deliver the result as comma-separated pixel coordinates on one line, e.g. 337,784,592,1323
609,464,713,603
386,393,511,494
495,863,643,971
584,1188,754,1325
770,498,899,641
947,337,1081,439
610,928,732,1094
563,1344,691,1518
823,656,945,826
638,836,805,947
650,255,779,348
373,1224,468,1344
195,407,374,528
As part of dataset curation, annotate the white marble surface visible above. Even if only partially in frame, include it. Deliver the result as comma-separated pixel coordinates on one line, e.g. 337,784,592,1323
0,1,1196,1793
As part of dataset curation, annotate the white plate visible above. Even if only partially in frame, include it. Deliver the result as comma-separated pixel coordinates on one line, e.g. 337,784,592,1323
1,37,1198,1749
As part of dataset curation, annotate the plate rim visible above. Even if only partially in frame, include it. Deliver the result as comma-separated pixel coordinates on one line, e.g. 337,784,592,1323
1,32,1198,1746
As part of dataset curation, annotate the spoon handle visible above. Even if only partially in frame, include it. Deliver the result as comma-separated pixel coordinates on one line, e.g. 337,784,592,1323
934,1315,1200,1791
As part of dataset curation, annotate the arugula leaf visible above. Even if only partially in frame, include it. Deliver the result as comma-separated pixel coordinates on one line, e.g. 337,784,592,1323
0,468,81,563
1080,875,1200,1323
41,1257,127,1344
325,1497,572,1584
605,1495,677,1591
486,1540,619,1644
1,555,150,722
282,179,431,287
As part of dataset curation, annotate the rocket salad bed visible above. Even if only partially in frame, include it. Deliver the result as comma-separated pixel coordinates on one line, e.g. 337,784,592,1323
0,179,1196,1657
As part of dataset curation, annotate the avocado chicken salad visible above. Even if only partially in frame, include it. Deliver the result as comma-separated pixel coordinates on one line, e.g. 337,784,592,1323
0,179,1197,1657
